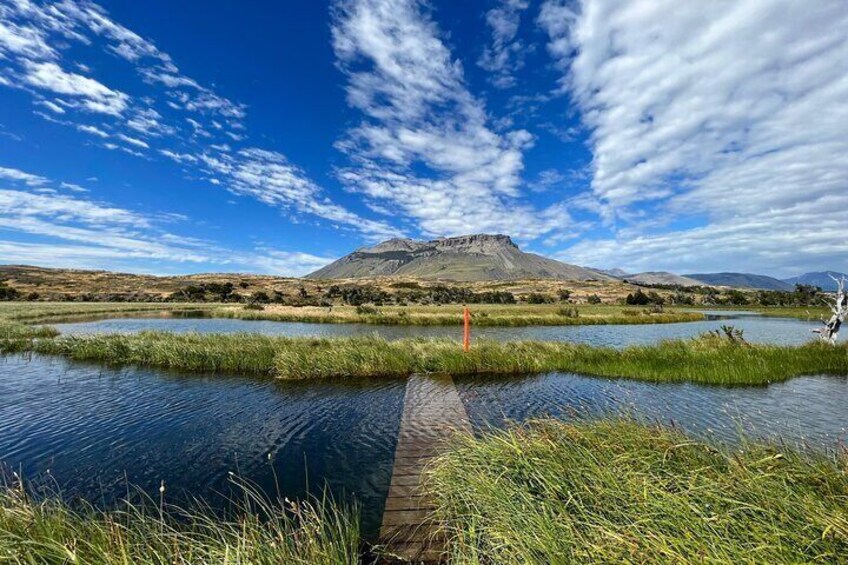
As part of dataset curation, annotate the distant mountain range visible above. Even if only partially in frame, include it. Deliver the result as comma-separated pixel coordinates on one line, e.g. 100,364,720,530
307,234,616,281
782,271,848,291
622,272,704,287
683,272,794,291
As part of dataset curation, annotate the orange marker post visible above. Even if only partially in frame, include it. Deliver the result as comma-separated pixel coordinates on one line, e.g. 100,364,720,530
463,306,471,352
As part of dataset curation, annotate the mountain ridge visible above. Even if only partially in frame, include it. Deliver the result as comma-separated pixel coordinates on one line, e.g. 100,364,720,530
307,234,616,281
685,272,793,291
782,271,848,291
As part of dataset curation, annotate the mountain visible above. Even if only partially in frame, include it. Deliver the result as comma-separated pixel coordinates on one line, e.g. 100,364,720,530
307,234,617,281
684,272,793,291
782,271,848,291
623,272,703,287
595,267,629,278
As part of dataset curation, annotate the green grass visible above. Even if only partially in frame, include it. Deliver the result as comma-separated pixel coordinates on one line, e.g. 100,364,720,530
5,331,847,385
425,419,848,564
0,319,58,340
0,478,359,565
0,301,704,328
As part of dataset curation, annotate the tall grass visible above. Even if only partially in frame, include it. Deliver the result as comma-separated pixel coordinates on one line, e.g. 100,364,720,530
426,419,848,564
5,331,848,385
0,319,58,340
0,476,360,565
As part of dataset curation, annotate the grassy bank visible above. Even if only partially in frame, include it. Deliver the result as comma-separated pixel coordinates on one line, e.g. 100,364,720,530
223,303,704,327
752,305,832,320
0,319,58,340
5,331,847,385
0,301,704,327
426,419,848,564
0,302,223,325
0,480,359,564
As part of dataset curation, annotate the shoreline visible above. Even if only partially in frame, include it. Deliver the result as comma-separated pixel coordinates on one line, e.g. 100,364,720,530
3,331,846,386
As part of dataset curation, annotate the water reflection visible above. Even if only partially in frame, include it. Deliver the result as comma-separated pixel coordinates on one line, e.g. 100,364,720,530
0,354,404,537
53,311,827,347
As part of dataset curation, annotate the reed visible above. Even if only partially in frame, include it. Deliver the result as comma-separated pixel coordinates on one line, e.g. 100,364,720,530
0,319,58,340
6,331,848,385
426,419,848,564
0,477,360,565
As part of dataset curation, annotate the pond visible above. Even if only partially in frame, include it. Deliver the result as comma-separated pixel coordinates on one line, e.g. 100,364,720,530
52,310,829,347
1,354,846,539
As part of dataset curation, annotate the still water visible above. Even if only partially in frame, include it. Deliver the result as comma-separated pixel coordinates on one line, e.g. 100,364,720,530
1,351,846,537
52,310,828,347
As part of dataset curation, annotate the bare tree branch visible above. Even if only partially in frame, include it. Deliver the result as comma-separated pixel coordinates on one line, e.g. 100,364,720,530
812,275,846,344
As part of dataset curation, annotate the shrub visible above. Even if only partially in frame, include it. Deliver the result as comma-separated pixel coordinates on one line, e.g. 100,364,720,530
526,292,553,304
356,304,379,315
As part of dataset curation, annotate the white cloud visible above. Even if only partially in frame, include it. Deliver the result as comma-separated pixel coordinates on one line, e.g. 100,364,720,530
478,0,530,89
542,0,848,274
60,181,88,192
0,0,396,242
0,166,48,186
250,249,336,276
331,0,572,240
199,147,400,240
77,123,109,138
117,133,149,149
23,61,129,115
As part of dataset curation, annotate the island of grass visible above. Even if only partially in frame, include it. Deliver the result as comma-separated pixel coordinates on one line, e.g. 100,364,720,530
2,420,845,564
4,329,847,386
0,301,705,327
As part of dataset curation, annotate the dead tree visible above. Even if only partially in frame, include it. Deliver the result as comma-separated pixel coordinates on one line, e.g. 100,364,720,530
812,275,847,344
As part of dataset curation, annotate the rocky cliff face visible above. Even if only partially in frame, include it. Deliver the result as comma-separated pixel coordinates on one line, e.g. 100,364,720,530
307,234,615,281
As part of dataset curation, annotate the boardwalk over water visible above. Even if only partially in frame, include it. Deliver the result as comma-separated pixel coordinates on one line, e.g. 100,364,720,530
379,374,471,562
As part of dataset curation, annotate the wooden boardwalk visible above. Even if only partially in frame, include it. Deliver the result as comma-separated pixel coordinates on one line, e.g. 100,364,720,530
379,374,471,563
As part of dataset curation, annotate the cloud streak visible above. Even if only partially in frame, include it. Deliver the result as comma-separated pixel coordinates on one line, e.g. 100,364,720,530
0,0,396,240
542,0,848,274
478,0,530,89
332,0,573,240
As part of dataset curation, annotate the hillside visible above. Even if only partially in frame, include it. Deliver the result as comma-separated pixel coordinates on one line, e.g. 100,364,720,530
783,271,848,291
307,234,615,282
623,272,703,287
0,264,639,303
685,272,793,291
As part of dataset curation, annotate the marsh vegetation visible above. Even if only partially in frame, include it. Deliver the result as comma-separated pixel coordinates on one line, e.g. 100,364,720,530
0,477,360,565
4,329,847,386
426,419,848,564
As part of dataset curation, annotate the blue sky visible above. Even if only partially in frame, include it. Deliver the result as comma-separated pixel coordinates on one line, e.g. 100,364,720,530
0,0,846,277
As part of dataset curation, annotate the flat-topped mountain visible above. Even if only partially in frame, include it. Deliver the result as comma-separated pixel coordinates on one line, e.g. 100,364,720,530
307,234,616,281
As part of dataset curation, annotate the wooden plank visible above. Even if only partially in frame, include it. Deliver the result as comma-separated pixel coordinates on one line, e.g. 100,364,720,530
378,373,471,562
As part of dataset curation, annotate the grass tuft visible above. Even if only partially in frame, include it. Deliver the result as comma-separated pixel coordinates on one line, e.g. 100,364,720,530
0,476,360,565
426,419,848,564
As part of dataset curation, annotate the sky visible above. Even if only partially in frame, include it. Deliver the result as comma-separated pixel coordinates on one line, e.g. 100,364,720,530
0,0,846,278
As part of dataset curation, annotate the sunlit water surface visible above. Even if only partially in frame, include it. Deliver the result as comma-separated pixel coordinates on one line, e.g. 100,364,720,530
3,311,846,539
52,310,829,347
